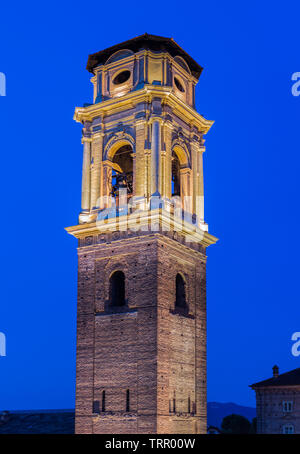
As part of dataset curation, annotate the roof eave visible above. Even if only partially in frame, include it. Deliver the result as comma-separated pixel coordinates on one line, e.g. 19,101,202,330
86,33,203,79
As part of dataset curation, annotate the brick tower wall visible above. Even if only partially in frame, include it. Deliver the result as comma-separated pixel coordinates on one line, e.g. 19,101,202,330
156,236,207,434
75,231,207,434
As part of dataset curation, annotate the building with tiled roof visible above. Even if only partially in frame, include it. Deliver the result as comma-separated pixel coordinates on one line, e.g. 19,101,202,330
250,366,300,434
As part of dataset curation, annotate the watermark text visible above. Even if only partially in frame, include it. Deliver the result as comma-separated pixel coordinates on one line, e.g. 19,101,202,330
0,332,6,356
291,332,300,357
0,72,6,97
291,72,300,97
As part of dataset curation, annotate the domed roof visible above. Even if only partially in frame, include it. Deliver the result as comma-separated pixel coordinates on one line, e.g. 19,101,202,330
86,33,203,79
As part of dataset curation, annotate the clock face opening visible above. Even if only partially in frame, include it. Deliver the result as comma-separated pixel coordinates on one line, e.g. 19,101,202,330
113,70,131,85
174,77,185,92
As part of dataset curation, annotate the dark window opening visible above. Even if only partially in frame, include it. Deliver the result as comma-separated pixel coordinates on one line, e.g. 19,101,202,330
126,389,130,412
173,398,176,413
171,152,181,197
175,274,187,309
111,145,133,201
93,400,100,414
113,70,131,85
110,271,125,307
188,396,191,413
102,390,106,412
174,77,185,92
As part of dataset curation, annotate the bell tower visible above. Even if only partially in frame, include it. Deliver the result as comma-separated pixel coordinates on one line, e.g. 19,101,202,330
66,34,217,434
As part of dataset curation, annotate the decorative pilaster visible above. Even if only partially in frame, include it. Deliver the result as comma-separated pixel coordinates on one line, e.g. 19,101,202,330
163,121,173,199
95,71,103,103
101,161,113,208
151,119,161,196
90,132,103,210
81,137,91,212
191,141,205,223
197,146,205,223
135,120,146,198
191,141,198,218
180,167,192,214
160,149,166,197
91,75,97,103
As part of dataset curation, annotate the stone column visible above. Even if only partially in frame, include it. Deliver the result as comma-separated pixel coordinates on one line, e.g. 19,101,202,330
180,168,192,214
197,146,205,223
90,75,97,103
135,120,146,198
145,123,151,200
163,121,173,199
101,161,112,208
192,141,198,217
102,69,108,99
192,141,205,223
145,148,151,201
95,71,103,103
160,149,166,197
151,119,161,195
90,133,103,210
81,138,91,212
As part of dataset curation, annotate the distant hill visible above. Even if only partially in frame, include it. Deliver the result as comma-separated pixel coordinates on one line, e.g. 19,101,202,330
0,403,256,433
0,410,74,434
207,402,256,428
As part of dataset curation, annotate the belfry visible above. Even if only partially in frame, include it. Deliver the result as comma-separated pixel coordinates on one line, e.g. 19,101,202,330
66,34,217,434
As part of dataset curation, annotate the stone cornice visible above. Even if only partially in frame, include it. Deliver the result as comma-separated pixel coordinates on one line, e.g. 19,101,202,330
252,385,300,391
74,86,214,134
65,209,218,248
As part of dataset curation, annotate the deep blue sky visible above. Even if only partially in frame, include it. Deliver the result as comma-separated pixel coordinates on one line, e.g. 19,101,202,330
0,1,299,410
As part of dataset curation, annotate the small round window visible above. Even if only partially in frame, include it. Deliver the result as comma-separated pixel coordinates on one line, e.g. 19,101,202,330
174,77,185,93
113,70,131,85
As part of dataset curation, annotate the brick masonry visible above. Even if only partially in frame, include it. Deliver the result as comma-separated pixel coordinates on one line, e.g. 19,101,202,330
75,231,207,434
255,388,300,434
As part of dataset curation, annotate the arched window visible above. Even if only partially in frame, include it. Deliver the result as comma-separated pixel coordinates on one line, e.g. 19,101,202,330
171,151,181,197
188,396,191,413
126,389,130,412
175,273,187,310
111,145,133,201
110,271,125,307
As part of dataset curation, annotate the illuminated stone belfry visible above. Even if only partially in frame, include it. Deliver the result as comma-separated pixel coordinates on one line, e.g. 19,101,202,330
66,34,217,434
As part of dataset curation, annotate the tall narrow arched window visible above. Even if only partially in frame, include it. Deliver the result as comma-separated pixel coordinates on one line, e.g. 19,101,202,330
102,390,106,412
111,145,133,201
171,151,181,197
110,271,125,307
126,389,130,412
175,273,187,309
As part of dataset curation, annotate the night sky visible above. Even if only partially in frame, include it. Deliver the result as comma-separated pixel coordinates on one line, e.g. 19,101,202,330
0,1,299,410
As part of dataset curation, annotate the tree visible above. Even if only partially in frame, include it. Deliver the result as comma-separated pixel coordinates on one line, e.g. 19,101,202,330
249,417,257,434
221,414,251,434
